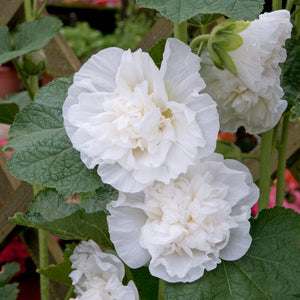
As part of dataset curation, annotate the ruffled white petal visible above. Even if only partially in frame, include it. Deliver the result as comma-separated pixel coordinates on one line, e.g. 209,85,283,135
107,154,258,283
63,38,219,192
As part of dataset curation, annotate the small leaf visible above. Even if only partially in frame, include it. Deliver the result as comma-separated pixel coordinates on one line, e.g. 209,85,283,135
0,17,62,65
148,39,166,68
38,244,76,286
10,189,115,249
1,91,31,110
137,0,264,23
0,103,19,124
0,263,20,287
215,140,242,161
0,26,11,55
164,207,300,300
5,77,102,196
0,283,19,300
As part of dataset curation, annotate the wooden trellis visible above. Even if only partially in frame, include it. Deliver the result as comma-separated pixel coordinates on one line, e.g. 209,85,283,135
0,1,299,298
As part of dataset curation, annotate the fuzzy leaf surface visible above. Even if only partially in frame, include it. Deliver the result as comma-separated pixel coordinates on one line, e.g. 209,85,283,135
0,283,19,300
137,0,264,23
10,189,116,249
0,263,20,287
164,207,300,300
5,77,102,196
0,17,62,65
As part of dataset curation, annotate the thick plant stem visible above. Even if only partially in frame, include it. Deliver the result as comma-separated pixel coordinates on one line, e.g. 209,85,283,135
258,129,274,211
158,279,164,300
276,114,290,206
295,6,300,34
24,0,33,21
39,229,49,300
173,21,188,43
29,75,39,96
272,0,282,10
285,0,293,10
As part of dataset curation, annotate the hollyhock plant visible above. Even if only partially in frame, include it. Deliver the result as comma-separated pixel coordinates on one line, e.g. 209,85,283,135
63,38,219,193
200,10,292,134
69,240,139,300
107,153,259,283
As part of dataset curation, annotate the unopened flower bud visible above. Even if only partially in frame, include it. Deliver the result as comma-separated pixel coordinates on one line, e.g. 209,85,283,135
20,50,47,76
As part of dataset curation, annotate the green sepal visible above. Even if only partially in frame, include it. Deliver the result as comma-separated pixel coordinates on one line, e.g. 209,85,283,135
215,140,242,161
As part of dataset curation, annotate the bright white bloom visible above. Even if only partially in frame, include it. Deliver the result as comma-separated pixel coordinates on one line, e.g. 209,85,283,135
69,240,139,300
107,154,259,283
201,10,292,134
63,38,219,193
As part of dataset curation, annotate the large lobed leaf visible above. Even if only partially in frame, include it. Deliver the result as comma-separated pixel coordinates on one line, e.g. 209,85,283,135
0,263,20,300
5,77,102,196
0,17,62,65
137,0,264,23
10,188,117,249
164,207,300,299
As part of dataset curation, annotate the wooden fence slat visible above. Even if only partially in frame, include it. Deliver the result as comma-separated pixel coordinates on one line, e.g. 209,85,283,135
0,0,23,26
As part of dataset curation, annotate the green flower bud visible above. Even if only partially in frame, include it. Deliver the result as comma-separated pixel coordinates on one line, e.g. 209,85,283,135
207,20,250,75
20,50,47,76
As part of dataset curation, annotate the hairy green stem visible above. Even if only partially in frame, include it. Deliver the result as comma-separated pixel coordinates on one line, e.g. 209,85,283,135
12,59,35,100
190,34,210,51
158,279,164,300
33,0,38,17
285,0,293,11
173,21,188,43
64,286,74,300
258,129,274,211
37,0,49,18
272,0,282,10
39,229,49,300
29,75,39,95
276,114,290,206
24,0,33,21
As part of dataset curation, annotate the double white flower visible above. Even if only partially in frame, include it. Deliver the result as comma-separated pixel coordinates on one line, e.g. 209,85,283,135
201,10,292,134
63,38,219,193
107,154,259,283
69,240,139,300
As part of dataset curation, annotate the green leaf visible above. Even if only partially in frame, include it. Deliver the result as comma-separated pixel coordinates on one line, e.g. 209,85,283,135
0,17,62,65
10,189,115,249
215,140,242,161
5,77,102,196
290,98,300,122
0,103,19,124
136,0,264,23
0,263,20,287
38,244,76,286
131,267,159,300
0,26,11,54
1,91,31,110
188,13,224,28
164,207,300,300
148,39,166,68
281,31,300,123
0,283,19,300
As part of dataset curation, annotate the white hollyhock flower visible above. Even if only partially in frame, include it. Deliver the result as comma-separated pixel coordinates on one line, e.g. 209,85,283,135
69,240,139,300
63,38,219,193
201,10,292,134
107,153,259,283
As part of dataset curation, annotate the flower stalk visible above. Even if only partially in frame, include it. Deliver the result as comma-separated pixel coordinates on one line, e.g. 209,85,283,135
38,229,49,300
190,34,210,51
158,279,164,300
272,0,282,10
173,21,188,43
276,113,290,206
258,129,274,211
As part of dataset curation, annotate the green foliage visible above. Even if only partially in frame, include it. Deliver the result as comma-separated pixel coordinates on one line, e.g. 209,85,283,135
281,31,300,123
38,244,76,286
10,188,116,249
0,17,62,66
131,267,159,300
61,8,153,61
0,263,20,287
188,13,224,28
163,207,300,300
215,140,242,161
136,0,264,23
148,39,166,68
5,77,102,196
0,263,20,300
0,91,31,125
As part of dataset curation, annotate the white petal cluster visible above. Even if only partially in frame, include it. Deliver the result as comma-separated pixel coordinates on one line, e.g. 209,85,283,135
69,240,139,300
107,154,259,283
63,38,219,193
201,10,292,134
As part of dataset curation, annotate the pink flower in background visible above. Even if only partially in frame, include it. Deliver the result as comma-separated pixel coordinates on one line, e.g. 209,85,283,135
252,170,300,216
0,138,14,158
